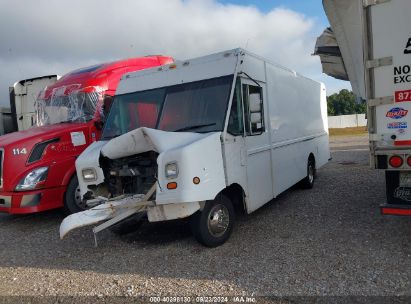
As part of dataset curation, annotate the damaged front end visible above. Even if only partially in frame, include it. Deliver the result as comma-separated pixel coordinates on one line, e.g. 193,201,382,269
60,127,226,241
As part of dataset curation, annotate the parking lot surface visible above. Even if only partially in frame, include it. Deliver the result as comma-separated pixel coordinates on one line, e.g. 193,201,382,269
0,134,410,297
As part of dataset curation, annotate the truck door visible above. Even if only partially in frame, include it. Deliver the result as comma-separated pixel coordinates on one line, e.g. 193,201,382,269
242,79,274,212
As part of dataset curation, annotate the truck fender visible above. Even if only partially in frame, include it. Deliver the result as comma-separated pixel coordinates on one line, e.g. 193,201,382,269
61,165,77,187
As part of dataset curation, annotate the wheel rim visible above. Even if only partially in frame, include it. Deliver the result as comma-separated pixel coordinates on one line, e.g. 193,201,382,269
207,204,230,238
308,164,314,184
74,185,86,209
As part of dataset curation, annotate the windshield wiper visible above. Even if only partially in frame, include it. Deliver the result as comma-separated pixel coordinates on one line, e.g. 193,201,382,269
174,123,217,132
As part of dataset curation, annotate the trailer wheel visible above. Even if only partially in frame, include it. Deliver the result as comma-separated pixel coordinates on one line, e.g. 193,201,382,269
64,176,86,214
190,194,235,247
300,158,315,189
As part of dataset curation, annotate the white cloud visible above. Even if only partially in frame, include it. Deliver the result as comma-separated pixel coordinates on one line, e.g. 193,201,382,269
0,0,348,105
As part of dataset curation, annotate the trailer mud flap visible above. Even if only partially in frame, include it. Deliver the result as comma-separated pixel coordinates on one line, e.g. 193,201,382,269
383,171,411,216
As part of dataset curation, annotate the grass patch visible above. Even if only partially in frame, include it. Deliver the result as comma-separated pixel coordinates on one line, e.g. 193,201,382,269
329,127,368,136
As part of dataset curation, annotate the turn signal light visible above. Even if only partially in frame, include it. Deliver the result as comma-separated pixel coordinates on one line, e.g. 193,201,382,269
389,155,403,168
167,182,177,190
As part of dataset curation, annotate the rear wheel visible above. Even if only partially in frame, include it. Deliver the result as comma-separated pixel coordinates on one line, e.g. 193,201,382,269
300,158,315,189
190,194,234,247
64,175,86,214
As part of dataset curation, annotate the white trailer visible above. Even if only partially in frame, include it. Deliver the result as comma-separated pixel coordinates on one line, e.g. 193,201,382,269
315,0,411,216
9,75,60,131
60,48,330,247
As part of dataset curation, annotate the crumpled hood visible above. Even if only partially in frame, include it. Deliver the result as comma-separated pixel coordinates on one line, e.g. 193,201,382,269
76,127,223,199
101,127,214,159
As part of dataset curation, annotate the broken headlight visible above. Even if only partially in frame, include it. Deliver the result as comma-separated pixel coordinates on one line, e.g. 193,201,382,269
15,167,49,191
165,162,178,179
82,168,97,182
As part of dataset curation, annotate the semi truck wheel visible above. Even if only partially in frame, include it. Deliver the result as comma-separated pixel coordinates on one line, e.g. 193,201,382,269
300,158,315,189
64,176,86,214
190,194,235,247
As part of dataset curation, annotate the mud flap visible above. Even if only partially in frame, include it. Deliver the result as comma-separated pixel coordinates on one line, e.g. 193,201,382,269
383,171,411,216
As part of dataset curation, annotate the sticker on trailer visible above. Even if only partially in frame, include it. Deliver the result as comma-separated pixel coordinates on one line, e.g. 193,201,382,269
386,107,408,119
387,122,407,129
70,132,86,146
395,90,411,102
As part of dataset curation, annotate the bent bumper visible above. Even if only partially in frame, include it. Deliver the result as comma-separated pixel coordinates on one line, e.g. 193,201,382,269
0,187,66,214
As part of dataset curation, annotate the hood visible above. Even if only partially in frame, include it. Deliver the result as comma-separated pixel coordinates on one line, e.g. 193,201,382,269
0,122,88,148
101,127,213,159
76,127,222,197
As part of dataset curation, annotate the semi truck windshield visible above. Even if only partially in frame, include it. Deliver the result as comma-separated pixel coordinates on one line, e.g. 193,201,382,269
102,75,233,139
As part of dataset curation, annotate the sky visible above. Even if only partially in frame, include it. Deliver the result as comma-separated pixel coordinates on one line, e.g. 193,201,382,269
0,0,351,106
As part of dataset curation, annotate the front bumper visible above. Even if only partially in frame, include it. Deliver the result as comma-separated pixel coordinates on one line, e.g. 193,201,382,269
0,186,66,214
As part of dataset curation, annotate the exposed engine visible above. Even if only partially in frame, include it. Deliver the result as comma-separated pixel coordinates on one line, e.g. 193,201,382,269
100,151,158,198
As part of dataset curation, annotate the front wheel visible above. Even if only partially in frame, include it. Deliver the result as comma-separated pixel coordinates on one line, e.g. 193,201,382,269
64,175,87,214
300,158,315,189
190,194,235,247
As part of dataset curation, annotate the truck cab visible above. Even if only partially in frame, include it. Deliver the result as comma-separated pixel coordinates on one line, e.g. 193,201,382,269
0,56,173,214
61,49,329,247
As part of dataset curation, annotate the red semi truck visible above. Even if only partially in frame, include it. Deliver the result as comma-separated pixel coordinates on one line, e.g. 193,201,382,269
0,55,173,214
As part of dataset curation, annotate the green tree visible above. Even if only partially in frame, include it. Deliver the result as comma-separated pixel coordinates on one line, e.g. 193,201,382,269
327,89,366,116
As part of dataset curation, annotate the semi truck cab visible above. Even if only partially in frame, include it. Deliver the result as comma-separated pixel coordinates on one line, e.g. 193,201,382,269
0,56,173,214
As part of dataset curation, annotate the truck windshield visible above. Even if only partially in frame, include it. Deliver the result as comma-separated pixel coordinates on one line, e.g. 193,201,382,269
102,75,233,139
36,86,102,126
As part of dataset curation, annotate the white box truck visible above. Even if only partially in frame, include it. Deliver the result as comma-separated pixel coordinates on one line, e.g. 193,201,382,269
60,48,330,247
9,75,60,131
315,0,411,216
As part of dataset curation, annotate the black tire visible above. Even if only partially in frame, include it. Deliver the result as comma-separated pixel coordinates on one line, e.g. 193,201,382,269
190,194,235,247
300,158,315,189
110,213,145,235
63,175,85,214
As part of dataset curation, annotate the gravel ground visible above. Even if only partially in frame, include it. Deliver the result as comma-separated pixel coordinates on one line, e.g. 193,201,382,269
0,134,410,299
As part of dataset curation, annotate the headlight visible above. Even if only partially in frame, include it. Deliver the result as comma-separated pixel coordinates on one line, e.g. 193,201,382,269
165,162,178,179
15,167,49,191
82,168,97,182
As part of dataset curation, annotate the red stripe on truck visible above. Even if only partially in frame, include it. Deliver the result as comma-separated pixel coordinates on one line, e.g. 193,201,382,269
394,140,411,146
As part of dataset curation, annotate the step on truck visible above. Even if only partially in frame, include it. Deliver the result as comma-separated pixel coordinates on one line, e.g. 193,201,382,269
0,56,174,214
315,0,411,216
60,48,330,247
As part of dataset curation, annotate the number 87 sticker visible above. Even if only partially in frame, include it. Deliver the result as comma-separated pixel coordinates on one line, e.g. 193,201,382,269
396,90,411,102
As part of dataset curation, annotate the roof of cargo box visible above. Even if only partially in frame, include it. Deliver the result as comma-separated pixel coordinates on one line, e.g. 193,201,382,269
17,75,60,86
115,48,319,96
42,56,174,98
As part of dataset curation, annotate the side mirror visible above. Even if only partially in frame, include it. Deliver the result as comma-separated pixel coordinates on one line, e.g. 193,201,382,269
249,93,261,112
250,112,261,124
103,95,113,117
94,120,104,130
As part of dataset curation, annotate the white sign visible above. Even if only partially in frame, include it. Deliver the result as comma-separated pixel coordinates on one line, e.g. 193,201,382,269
70,131,86,147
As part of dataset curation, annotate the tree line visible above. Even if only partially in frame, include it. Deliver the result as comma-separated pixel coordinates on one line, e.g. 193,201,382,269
327,89,366,116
